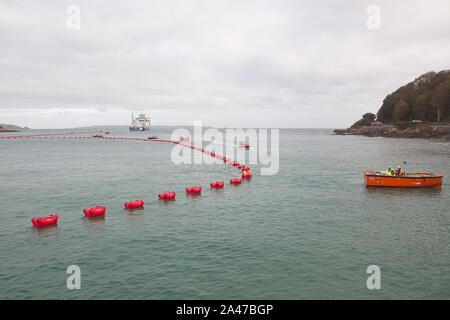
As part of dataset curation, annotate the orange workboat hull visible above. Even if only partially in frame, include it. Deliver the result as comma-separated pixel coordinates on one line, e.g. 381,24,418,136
364,171,443,188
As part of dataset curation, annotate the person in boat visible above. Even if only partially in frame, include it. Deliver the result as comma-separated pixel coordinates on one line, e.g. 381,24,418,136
385,166,395,176
395,166,403,176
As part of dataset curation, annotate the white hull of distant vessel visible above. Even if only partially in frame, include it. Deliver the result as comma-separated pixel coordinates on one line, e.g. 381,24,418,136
129,112,151,131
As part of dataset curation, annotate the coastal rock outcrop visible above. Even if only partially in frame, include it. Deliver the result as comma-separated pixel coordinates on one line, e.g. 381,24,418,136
334,69,450,139
0,124,30,132
334,124,450,140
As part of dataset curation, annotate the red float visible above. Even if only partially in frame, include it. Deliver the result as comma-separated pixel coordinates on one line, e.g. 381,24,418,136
210,181,225,188
186,186,202,194
230,178,242,184
83,206,106,218
124,200,144,209
158,192,176,200
31,215,58,228
242,166,252,179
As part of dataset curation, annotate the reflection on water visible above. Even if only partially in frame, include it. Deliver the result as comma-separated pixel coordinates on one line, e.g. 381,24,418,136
124,207,145,214
125,207,145,220
31,224,60,240
158,199,177,217
186,194,202,202
82,215,106,231
366,187,442,197
210,188,225,195
158,199,176,207
125,209,145,230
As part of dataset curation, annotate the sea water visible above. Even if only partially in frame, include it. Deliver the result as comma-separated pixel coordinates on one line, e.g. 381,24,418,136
0,128,448,299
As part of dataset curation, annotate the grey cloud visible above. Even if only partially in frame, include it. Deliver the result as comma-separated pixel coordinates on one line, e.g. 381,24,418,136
0,0,449,128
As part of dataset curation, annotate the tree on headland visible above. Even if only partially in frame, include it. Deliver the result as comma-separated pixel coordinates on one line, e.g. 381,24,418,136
393,100,410,122
363,112,376,123
376,70,450,123
431,79,450,122
350,112,377,128
412,94,428,120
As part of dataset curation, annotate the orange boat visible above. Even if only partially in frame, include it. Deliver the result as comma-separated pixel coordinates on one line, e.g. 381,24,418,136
364,171,443,188
239,142,250,149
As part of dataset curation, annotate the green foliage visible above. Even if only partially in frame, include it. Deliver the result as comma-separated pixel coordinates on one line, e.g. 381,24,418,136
350,112,377,128
362,112,376,122
393,100,410,121
431,79,450,122
377,70,450,123
412,94,428,120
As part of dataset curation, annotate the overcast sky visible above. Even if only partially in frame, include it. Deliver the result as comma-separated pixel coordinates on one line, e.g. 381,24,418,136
0,0,449,129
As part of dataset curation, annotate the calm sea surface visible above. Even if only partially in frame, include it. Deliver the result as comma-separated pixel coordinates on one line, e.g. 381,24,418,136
0,127,449,299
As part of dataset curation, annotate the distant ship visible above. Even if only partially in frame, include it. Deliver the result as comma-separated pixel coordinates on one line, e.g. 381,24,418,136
129,112,150,131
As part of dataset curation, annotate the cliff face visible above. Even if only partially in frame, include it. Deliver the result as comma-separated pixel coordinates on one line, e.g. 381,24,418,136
334,124,450,140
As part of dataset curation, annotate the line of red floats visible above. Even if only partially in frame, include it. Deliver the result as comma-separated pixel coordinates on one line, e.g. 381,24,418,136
0,135,172,143
23,135,253,228
31,173,250,227
174,142,253,180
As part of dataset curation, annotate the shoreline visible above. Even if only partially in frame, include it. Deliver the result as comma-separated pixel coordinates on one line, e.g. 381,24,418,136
333,124,450,140
0,124,27,132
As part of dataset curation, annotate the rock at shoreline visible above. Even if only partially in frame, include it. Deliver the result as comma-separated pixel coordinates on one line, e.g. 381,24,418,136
333,124,450,140
335,69,450,140
0,124,29,132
